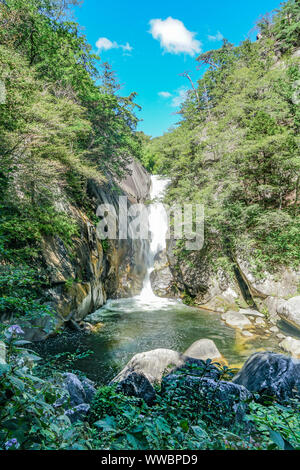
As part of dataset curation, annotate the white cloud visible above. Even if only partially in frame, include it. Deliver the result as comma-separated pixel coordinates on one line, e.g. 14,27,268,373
208,31,224,42
158,91,172,98
149,17,201,56
171,87,188,107
96,37,133,52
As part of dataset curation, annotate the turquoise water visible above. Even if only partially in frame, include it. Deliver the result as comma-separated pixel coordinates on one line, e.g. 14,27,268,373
35,297,291,385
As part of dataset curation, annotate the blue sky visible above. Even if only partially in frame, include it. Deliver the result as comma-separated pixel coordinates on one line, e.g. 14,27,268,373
74,0,282,137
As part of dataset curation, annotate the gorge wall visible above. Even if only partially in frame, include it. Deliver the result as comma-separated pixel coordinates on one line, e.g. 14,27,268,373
29,160,151,340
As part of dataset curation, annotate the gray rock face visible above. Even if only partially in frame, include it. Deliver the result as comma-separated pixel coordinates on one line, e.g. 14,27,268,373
184,339,222,362
239,308,264,317
62,373,96,407
37,159,151,338
166,238,245,312
150,251,175,298
221,311,252,330
162,374,251,424
279,337,300,358
236,259,299,299
277,296,300,332
232,352,300,402
111,348,219,386
115,372,156,405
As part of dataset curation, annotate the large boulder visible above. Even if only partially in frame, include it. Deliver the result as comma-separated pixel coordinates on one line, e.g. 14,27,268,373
221,311,252,330
236,258,299,322
61,373,96,407
162,373,251,425
184,339,225,363
277,296,300,332
166,238,246,312
279,337,300,358
115,372,156,405
150,251,175,298
232,352,300,402
111,348,220,386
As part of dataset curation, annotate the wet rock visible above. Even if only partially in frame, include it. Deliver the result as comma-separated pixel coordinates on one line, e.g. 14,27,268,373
221,311,252,330
166,239,245,312
184,339,224,363
36,159,151,337
279,337,300,358
241,330,253,338
151,251,175,298
277,296,300,332
162,374,251,424
240,308,264,317
62,373,96,407
233,351,300,402
255,317,266,327
111,348,220,386
115,372,156,405
277,333,286,340
270,326,279,334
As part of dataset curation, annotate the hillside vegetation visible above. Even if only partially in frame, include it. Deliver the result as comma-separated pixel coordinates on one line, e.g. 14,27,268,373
142,0,300,273
0,0,142,324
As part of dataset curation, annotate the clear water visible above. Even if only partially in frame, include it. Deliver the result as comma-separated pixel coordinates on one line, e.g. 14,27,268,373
34,175,296,384
35,297,290,385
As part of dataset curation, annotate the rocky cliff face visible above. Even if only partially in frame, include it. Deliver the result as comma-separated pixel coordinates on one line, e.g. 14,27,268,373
152,239,247,312
151,238,300,344
32,160,150,340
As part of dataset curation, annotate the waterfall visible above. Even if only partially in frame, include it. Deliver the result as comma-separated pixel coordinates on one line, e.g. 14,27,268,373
138,175,170,301
93,174,180,318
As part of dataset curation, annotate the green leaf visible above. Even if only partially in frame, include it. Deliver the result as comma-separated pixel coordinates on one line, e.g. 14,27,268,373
269,429,285,450
94,415,117,432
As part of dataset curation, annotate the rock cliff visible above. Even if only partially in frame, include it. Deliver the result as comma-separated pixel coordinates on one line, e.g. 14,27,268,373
33,160,151,340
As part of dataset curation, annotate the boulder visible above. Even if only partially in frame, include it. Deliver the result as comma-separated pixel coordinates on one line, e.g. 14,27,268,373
150,251,175,298
233,352,300,402
61,373,96,407
111,348,220,386
277,296,300,332
239,308,264,317
115,372,156,405
184,339,224,363
65,403,90,424
236,260,299,300
255,317,266,327
0,341,6,364
162,373,251,425
221,311,252,330
279,337,300,358
241,330,254,338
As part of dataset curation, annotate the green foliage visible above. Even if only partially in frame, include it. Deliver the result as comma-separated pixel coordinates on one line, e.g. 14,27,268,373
0,264,54,327
144,1,300,272
0,0,144,327
0,329,299,451
248,400,300,450
88,362,300,450
0,325,95,450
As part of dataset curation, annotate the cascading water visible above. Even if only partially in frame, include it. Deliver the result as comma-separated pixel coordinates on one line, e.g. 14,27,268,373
137,175,170,301
41,176,286,383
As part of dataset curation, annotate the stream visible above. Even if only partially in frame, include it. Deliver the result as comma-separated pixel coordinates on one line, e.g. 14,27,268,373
35,175,295,384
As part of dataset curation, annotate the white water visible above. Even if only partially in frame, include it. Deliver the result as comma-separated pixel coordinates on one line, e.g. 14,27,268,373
93,175,180,316
137,175,170,301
